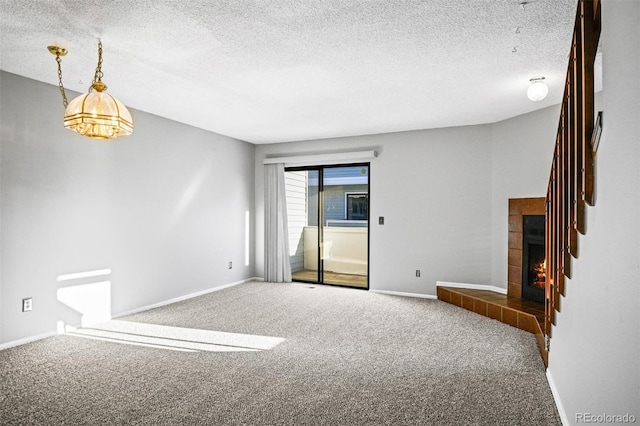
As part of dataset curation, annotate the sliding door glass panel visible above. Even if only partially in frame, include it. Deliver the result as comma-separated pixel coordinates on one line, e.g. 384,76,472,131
321,166,369,288
285,169,319,283
286,165,369,288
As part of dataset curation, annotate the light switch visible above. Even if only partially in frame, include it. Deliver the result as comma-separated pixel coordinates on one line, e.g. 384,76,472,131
378,216,384,225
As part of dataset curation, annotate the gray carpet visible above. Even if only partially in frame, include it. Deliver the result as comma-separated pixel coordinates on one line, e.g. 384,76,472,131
0,281,560,425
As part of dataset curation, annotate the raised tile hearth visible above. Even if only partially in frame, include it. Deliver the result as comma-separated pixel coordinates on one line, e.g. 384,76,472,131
437,286,548,367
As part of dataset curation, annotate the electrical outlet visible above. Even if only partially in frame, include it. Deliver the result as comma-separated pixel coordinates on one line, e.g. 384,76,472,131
415,270,421,277
378,216,384,225
228,261,233,269
22,297,32,312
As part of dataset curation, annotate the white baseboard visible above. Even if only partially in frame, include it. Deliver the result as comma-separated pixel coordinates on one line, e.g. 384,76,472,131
370,289,437,300
113,277,258,319
436,281,507,295
0,331,59,351
546,369,570,426
0,278,261,352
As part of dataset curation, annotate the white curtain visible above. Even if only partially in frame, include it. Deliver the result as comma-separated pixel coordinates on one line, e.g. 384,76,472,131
264,163,292,282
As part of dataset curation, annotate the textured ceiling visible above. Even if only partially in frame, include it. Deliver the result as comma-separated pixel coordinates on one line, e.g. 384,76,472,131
0,0,579,144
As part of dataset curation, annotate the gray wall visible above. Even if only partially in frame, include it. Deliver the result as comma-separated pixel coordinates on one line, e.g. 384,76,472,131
547,1,640,423
256,125,495,295
255,107,560,295
0,71,255,345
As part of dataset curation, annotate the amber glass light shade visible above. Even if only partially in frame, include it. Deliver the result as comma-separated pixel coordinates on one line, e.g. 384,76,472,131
63,83,133,139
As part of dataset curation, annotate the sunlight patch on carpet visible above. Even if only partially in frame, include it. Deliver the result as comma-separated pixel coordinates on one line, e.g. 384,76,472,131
66,320,285,353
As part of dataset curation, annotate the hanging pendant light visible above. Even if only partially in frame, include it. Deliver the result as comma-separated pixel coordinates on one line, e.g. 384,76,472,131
48,41,133,139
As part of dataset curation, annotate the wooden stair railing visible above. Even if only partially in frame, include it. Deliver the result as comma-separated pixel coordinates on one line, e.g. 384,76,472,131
545,0,601,350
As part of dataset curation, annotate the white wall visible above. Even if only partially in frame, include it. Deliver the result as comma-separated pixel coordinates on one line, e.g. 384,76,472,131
548,1,640,423
0,71,255,345
256,126,495,295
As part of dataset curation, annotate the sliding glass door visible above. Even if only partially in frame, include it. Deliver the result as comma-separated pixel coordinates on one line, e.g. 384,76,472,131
284,164,369,289
284,169,319,283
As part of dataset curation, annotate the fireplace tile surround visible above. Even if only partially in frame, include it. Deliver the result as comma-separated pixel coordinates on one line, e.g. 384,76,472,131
508,197,546,299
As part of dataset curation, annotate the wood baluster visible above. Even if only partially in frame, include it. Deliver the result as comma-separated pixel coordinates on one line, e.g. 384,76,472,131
566,43,577,269
545,173,555,333
560,95,570,290
554,132,564,314
575,10,586,235
570,27,581,256
582,0,600,207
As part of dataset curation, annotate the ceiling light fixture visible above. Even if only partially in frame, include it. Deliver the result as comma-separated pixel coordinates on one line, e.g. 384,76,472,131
48,41,133,139
527,77,548,102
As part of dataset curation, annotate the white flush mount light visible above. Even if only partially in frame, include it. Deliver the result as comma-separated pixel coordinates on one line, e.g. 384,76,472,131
527,77,548,102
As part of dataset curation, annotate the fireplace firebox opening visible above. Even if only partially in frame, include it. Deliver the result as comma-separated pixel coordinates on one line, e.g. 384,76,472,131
522,215,545,303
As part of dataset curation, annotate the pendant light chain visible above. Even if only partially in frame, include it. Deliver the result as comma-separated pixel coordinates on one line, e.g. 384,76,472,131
91,40,104,92
55,53,69,108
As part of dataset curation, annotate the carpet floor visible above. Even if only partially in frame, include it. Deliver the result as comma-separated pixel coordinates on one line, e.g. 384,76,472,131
0,281,560,425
